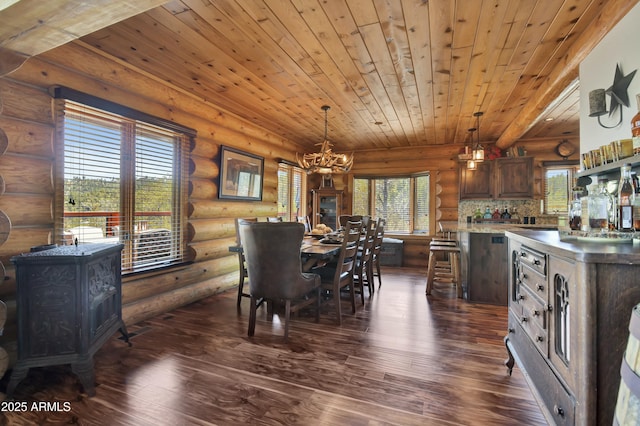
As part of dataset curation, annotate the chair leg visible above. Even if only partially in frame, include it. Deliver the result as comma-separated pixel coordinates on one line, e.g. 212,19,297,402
237,273,245,308
375,259,382,288
452,253,462,298
335,284,343,326
349,278,356,314
248,295,257,336
284,299,291,342
315,288,321,323
426,251,436,295
366,261,375,295
358,269,365,305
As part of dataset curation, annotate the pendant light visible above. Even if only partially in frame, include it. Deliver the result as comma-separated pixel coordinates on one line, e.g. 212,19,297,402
471,112,484,162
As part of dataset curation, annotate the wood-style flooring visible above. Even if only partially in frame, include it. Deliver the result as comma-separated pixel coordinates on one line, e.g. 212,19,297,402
0,268,546,425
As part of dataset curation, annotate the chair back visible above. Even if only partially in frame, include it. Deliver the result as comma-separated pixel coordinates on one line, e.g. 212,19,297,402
332,220,363,284
235,217,258,245
339,215,370,227
267,216,283,222
372,218,386,256
297,216,311,232
239,222,308,300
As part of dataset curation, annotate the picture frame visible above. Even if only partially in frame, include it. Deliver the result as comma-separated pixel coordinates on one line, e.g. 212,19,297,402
218,146,264,201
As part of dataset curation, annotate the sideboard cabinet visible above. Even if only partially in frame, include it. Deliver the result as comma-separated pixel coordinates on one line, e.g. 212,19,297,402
460,157,533,200
8,243,129,397
504,230,640,425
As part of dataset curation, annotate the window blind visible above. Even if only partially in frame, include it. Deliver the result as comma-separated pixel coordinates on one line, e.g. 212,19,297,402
57,99,189,274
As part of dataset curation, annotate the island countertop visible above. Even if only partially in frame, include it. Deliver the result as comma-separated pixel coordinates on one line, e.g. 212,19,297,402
448,221,557,234
505,229,640,264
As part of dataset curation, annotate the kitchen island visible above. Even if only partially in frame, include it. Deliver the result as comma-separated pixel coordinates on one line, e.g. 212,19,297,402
454,222,556,305
504,229,640,425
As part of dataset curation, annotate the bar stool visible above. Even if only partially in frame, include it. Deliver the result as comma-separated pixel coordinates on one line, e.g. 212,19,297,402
430,239,457,274
426,244,462,298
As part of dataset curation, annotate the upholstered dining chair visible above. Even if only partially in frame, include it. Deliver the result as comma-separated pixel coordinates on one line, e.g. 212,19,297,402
235,217,258,307
266,216,283,222
353,219,377,303
312,220,363,325
239,222,321,341
369,218,386,289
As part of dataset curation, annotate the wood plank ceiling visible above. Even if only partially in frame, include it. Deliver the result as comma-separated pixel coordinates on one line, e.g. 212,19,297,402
2,0,638,152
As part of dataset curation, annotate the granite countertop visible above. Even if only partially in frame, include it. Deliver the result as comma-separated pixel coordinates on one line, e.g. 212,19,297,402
453,222,558,234
506,229,640,264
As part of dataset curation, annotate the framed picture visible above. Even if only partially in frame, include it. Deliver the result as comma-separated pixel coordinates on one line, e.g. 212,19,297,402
219,146,264,201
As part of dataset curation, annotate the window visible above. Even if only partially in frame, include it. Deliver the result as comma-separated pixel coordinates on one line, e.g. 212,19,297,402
54,88,193,274
277,163,307,222
544,165,579,214
353,174,430,233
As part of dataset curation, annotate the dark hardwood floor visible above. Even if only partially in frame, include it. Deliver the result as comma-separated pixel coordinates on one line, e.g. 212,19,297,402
1,268,546,425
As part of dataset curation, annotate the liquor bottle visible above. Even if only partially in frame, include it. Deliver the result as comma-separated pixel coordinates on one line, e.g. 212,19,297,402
588,182,609,231
569,187,582,231
618,163,635,231
632,94,640,155
473,207,483,221
501,207,511,219
492,207,501,219
483,206,492,219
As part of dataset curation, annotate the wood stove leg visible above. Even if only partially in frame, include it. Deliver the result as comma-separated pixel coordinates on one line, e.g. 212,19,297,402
5,364,29,399
72,358,96,397
119,321,131,346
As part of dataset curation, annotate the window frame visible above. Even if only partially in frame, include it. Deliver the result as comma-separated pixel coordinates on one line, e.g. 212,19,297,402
543,162,580,215
277,162,307,222
352,172,431,234
53,87,194,274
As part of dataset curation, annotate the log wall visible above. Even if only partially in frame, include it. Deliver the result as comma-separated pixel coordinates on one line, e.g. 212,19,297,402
0,39,580,364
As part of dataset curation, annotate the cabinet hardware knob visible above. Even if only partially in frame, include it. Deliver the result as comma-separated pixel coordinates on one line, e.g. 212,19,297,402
537,284,544,291
518,294,525,300
508,328,515,333
531,309,539,316
520,316,527,322
520,252,526,257
522,273,528,279
534,259,541,265
553,404,565,417
536,335,544,342
547,304,553,312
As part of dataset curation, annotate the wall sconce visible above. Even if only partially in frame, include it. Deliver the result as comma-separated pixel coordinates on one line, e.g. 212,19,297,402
589,63,636,129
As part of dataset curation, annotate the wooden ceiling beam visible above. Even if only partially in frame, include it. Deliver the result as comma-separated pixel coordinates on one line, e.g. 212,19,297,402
496,0,640,149
0,0,167,76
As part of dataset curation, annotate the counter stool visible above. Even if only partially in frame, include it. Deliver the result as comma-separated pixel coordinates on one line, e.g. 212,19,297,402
426,245,462,298
430,239,457,273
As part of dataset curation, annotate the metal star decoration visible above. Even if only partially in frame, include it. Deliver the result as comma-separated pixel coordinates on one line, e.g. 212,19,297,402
606,63,636,117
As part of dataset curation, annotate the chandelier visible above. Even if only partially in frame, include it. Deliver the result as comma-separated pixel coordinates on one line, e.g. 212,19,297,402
296,105,353,174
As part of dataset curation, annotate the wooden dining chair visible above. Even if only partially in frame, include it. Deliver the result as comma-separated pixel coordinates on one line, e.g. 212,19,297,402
235,217,258,307
353,219,377,303
338,215,363,228
239,222,321,341
297,216,311,232
369,218,386,289
267,216,283,222
312,220,363,325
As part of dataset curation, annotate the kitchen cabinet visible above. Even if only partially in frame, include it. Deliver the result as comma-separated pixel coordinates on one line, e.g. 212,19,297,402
311,188,342,231
504,230,640,425
459,157,533,200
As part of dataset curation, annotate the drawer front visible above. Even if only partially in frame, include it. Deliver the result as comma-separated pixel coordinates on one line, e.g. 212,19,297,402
519,284,547,333
520,264,547,302
517,246,546,276
507,314,575,426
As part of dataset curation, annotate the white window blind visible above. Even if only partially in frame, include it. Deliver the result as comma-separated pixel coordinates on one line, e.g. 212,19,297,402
57,98,190,274
354,174,430,234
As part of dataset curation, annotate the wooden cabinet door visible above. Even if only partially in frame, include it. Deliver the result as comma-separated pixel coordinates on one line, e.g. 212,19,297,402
459,161,493,199
495,157,533,198
312,189,342,231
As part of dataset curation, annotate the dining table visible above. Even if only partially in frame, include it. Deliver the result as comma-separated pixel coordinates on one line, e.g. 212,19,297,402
228,235,341,272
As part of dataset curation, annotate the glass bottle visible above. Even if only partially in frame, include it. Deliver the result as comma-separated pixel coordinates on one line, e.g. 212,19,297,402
473,207,483,221
569,187,582,231
511,206,520,223
618,163,635,231
492,207,501,219
501,207,511,219
632,94,640,155
589,181,609,232
483,206,492,219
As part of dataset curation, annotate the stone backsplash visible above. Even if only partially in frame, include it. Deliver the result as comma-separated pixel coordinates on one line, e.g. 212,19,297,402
458,199,559,226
